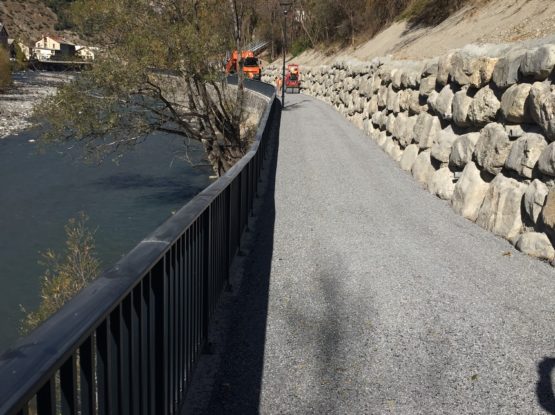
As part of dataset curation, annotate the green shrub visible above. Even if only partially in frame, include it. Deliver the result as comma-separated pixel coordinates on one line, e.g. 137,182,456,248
20,213,101,334
401,0,468,27
0,48,11,92
291,36,311,57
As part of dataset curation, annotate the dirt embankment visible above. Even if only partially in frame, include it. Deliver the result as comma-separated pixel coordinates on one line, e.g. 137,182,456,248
291,0,555,65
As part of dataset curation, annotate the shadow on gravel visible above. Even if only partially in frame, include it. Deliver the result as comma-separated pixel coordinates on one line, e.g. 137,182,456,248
282,98,310,111
181,101,281,415
537,357,555,414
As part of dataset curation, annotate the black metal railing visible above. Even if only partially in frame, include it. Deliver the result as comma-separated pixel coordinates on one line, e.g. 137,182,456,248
0,80,278,415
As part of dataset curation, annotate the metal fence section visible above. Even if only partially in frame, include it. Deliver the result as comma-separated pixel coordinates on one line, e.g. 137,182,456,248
0,80,278,415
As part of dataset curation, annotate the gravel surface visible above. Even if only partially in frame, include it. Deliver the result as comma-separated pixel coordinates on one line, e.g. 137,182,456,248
183,94,555,414
0,71,71,139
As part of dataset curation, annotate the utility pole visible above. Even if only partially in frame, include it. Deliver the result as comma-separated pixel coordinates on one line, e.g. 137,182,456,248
280,1,292,105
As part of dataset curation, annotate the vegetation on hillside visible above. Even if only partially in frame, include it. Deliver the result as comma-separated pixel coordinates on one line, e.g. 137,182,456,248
254,0,485,58
45,0,76,30
20,213,100,334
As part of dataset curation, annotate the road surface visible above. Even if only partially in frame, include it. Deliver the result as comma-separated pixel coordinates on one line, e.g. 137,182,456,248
184,94,555,414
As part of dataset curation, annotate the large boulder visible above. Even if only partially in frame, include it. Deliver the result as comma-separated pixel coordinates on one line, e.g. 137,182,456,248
431,126,458,163
419,76,437,97
449,132,481,169
437,53,453,86
504,133,547,178
474,123,513,175
524,179,549,224
386,114,397,134
500,83,533,123
386,86,399,113
529,82,555,141
520,44,555,81
385,139,404,162
451,162,490,221
401,70,420,89
399,144,419,171
413,113,442,149
515,232,555,260
431,84,454,120
538,142,555,177
412,150,436,188
427,90,439,110
400,115,417,147
429,167,456,200
408,89,428,114
475,174,527,242
450,52,497,88
468,85,501,127
540,188,555,235
493,48,526,88
452,89,473,127
377,86,388,109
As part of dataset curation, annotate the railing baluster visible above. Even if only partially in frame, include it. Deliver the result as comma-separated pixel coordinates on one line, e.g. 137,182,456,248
96,319,112,415
36,378,55,415
60,354,77,415
131,284,142,414
79,336,95,415
121,296,132,415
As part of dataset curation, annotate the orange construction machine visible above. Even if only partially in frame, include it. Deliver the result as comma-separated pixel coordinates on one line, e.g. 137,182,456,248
225,50,262,81
285,64,301,93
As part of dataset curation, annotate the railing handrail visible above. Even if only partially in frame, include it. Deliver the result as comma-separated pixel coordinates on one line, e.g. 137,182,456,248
0,78,277,414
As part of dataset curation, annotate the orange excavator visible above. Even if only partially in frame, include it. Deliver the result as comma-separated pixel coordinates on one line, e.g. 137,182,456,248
285,64,301,93
225,50,262,81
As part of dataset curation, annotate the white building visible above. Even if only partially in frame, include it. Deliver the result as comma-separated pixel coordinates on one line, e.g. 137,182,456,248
75,46,95,61
34,34,75,60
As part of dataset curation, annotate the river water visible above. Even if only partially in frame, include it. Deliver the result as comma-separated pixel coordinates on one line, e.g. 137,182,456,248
0,129,212,353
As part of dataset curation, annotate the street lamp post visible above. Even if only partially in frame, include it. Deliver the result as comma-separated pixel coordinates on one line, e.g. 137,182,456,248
280,1,292,105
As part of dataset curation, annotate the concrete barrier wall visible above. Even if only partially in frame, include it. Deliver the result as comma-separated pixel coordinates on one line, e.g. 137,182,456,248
264,44,555,262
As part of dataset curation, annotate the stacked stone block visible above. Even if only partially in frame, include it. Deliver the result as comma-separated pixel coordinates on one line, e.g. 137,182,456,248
262,44,555,262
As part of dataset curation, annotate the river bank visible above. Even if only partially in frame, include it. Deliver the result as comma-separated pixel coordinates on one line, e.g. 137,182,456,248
0,71,72,139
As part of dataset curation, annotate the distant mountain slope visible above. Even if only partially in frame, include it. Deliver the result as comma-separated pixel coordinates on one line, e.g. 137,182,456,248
0,0,57,44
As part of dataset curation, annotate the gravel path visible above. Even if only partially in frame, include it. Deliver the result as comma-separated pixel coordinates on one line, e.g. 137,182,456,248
184,94,555,414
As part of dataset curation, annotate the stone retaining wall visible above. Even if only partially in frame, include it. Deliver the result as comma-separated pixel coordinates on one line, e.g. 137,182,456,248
264,44,555,263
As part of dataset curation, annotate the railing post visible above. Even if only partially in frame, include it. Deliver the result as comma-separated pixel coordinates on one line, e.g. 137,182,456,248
202,208,211,352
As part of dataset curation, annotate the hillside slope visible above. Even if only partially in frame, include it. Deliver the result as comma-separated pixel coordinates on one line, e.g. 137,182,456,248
292,0,555,65
0,0,58,44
